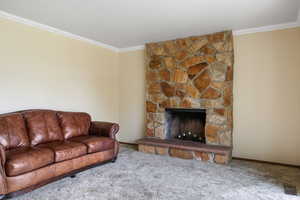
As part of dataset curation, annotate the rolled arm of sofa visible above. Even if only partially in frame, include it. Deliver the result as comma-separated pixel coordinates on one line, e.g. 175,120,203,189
0,144,7,195
89,121,120,140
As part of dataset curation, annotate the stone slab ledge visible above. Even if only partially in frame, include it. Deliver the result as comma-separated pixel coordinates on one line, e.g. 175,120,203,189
137,138,232,164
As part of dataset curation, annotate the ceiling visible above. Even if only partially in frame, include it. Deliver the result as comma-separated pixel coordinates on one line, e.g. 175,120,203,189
0,0,299,49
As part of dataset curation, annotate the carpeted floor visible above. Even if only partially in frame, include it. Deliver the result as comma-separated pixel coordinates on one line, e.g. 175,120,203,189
15,147,300,200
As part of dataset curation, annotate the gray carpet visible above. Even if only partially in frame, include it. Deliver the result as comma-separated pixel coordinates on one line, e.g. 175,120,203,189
15,147,300,200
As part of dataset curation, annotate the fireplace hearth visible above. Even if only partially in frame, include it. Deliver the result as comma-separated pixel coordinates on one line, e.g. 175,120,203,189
165,108,206,143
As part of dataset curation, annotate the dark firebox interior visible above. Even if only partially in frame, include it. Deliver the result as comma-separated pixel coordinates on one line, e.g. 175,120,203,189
165,108,206,143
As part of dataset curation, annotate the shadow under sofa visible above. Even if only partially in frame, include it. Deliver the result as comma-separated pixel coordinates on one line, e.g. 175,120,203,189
0,109,120,199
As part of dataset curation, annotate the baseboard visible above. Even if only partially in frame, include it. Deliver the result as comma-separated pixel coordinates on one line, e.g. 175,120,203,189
232,157,300,169
120,141,300,168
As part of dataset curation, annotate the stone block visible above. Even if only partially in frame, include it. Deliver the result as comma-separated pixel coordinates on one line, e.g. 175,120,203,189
139,145,155,154
146,128,154,137
155,147,169,155
146,101,157,112
159,98,178,109
219,131,232,146
211,81,226,89
148,83,161,94
214,108,225,116
194,151,210,161
186,84,199,98
212,42,225,52
176,90,186,98
164,57,176,69
175,50,188,61
187,63,208,79
208,32,225,43
200,99,223,109
149,94,165,104
211,62,227,82
214,154,228,164
176,38,189,49
152,46,167,56
226,65,233,81
223,85,232,106
193,69,211,93
159,69,170,81
180,98,192,108
200,45,216,55
207,114,226,125
189,38,208,53
205,55,216,63
163,41,177,55
161,82,175,97
155,126,165,139
216,52,233,66
205,124,220,143
181,56,205,68
200,87,221,99
149,56,162,69
172,69,188,83
169,148,193,159
147,71,159,82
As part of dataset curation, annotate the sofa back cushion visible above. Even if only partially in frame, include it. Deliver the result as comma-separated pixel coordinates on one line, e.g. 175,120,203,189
57,112,91,139
23,110,64,146
0,113,29,150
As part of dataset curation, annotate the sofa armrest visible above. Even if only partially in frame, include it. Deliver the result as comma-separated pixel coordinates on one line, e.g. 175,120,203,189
0,144,7,194
89,121,120,140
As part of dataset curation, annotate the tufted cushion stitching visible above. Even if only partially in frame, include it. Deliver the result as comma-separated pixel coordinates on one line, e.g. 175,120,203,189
24,111,63,146
0,114,29,150
57,112,91,139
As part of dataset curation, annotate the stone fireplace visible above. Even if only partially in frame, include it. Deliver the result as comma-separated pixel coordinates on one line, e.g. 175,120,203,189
138,31,234,164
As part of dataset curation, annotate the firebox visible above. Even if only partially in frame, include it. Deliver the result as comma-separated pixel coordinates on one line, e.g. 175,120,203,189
165,108,206,143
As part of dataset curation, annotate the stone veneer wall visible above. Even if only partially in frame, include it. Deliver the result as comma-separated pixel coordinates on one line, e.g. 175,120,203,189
145,31,234,147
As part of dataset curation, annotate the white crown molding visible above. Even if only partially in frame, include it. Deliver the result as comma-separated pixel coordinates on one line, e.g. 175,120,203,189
233,21,300,36
234,7,300,36
118,45,145,52
0,10,119,52
1,9,299,53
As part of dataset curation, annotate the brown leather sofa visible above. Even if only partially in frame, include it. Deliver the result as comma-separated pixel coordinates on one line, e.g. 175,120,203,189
0,109,120,199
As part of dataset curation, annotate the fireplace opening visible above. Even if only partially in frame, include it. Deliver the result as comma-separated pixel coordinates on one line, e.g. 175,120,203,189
165,108,206,143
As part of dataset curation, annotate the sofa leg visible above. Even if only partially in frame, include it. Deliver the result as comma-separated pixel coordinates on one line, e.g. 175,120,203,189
70,175,76,178
111,157,117,163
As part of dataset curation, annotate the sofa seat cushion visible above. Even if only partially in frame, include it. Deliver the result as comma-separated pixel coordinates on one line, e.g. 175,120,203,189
37,141,87,162
69,136,114,153
5,147,54,177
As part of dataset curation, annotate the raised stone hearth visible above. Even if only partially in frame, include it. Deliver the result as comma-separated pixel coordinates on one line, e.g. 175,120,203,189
137,138,232,164
141,31,234,164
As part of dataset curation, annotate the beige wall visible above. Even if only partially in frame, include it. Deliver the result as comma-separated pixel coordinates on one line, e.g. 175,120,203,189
118,50,146,142
1,17,300,165
0,18,119,122
233,27,300,165
118,27,300,165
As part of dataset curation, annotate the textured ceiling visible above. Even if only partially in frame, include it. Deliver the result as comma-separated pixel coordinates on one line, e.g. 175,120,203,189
0,0,299,48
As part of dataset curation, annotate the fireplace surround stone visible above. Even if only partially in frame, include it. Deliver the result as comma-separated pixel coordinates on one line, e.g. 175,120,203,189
140,30,234,164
